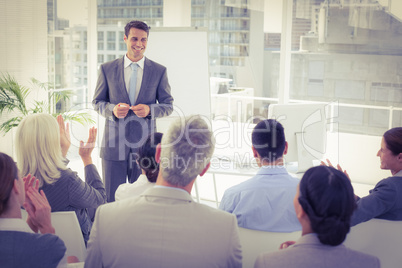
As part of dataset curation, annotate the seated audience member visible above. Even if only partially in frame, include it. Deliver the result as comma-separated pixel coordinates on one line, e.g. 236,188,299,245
0,152,66,268
219,119,301,232
85,115,242,268
15,113,107,243
115,132,163,201
323,127,402,225
255,166,380,268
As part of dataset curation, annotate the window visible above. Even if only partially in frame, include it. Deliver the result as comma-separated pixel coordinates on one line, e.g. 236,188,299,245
107,54,116,61
107,43,116,50
98,54,104,63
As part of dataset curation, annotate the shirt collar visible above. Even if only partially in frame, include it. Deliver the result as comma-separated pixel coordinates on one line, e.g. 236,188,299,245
153,185,190,195
124,54,145,69
137,174,150,183
0,218,32,233
258,165,289,174
394,170,402,177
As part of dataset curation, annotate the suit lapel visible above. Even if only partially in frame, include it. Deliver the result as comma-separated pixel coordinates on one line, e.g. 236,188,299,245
135,57,153,105
116,57,130,104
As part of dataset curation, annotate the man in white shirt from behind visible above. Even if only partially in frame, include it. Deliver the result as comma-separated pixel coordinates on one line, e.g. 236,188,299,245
85,115,242,268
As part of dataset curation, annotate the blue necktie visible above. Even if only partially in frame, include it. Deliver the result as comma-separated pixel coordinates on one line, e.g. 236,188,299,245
129,63,138,105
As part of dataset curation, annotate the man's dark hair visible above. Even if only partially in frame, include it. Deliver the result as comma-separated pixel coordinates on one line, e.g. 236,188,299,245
251,119,286,162
137,132,163,183
124,20,150,37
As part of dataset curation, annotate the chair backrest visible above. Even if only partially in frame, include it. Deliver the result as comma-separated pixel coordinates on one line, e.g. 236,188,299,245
50,211,87,262
238,227,301,268
20,210,86,262
344,218,402,268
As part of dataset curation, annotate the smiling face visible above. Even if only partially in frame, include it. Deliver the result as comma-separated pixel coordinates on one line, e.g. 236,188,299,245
124,27,148,62
377,137,400,174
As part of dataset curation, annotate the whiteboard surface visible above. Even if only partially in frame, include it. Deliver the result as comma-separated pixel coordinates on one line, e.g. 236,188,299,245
145,27,211,120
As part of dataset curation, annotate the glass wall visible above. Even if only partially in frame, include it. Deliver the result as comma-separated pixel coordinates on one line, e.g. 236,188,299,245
47,0,401,136
47,0,89,113
265,0,402,135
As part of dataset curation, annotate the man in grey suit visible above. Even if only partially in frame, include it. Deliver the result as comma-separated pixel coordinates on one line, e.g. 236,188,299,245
93,20,174,202
85,115,242,268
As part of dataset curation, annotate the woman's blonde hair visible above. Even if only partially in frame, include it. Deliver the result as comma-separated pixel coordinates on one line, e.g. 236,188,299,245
15,113,66,186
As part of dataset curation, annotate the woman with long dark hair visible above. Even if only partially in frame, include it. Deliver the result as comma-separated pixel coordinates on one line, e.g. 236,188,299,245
255,166,380,268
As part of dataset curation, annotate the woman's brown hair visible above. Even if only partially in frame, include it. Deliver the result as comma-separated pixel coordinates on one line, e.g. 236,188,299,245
0,152,18,214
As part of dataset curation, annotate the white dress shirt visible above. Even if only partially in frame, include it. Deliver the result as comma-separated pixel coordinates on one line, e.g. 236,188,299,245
124,54,145,104
115,174,154,201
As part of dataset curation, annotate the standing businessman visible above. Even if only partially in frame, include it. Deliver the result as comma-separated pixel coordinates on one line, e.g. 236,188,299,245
93,20,174,202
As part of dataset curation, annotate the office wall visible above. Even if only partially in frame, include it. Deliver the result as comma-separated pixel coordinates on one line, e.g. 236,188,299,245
0,0,48,157
325,132,389,186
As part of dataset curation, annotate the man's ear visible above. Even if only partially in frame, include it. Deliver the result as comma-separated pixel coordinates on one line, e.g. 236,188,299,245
123,35,127,42
252,146,258,158
155,143,161,163
283,141,288,155
199,162,211,177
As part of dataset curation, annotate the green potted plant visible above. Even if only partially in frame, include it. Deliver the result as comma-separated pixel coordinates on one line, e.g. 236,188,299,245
0,73,95,134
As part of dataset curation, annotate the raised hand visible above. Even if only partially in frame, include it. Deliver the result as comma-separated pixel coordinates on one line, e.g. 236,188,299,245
321,159,350,180
79,127,97,166
23,187,55,234
57,114,71,157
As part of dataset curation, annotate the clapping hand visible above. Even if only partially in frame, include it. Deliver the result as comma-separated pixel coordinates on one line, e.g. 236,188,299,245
23,175,55,234
57,115,70,157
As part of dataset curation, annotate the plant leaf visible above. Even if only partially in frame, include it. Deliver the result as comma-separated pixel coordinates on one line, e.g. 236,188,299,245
0,73,29,115
0,116,23,135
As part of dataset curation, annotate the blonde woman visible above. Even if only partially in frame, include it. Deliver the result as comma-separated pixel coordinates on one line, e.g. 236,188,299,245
15,113,106,243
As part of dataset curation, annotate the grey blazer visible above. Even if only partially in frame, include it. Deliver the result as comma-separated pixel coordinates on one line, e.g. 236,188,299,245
41,164,106,243
254,233,380,268
93,56,174,161
85,187,242,268
352,176,402,225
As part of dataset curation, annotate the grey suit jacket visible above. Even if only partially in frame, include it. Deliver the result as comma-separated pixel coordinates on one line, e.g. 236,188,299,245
41,164,106,243
85,187,242,268
254,233,380,268
352,176,402,225
93,57,174,161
